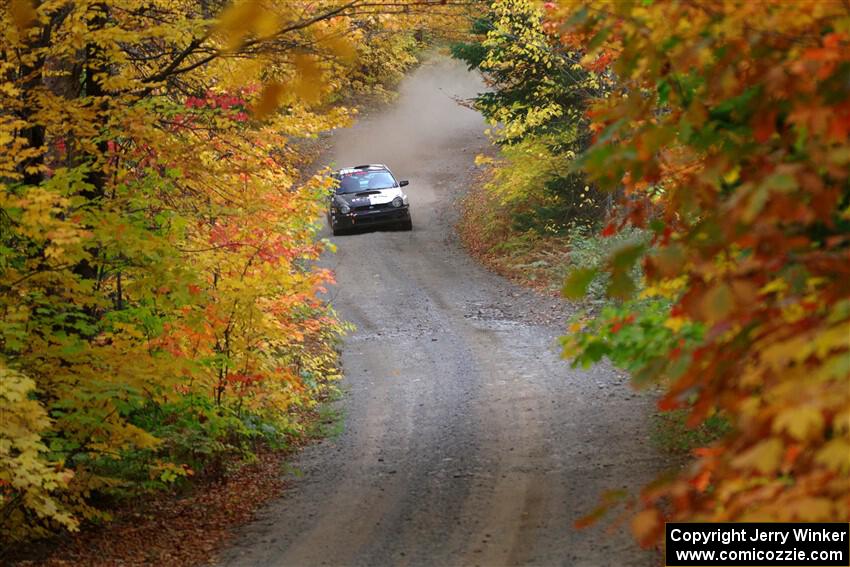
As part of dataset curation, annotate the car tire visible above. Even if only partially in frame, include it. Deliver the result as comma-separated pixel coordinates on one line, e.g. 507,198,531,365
399,219,413,231
332,226,344,236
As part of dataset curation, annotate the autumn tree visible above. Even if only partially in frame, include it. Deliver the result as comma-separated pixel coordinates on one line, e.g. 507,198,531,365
453,0,611,238
553,0,850,546
0,0,476,545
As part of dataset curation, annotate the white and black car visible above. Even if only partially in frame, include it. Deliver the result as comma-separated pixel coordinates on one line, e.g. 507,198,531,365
327,164,412,236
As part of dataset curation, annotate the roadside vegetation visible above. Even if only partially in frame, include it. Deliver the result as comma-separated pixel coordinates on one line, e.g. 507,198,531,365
458,0,850,547
452,0,615,296
0,0,469,555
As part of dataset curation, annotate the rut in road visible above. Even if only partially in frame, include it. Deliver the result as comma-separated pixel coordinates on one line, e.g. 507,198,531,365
217,55,662,567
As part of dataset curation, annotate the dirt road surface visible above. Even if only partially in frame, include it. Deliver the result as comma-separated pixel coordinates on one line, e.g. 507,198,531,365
217,55,661,567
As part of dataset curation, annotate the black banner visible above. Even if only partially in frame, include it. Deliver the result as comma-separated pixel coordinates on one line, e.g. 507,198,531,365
666,523,850,566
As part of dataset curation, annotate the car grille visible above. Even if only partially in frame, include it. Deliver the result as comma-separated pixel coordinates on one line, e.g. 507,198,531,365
352,202,394,212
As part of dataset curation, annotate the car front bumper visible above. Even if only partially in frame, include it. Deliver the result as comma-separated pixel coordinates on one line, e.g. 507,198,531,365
331,205,410,229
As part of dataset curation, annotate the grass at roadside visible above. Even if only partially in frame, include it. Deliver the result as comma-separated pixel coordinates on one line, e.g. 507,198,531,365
306,389,346,440
651,411,732,457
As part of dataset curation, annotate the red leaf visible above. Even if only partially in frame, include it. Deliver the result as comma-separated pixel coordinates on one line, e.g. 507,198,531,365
753,110,777,143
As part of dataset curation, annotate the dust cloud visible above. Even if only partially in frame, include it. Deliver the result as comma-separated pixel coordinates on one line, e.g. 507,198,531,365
330,55,488,176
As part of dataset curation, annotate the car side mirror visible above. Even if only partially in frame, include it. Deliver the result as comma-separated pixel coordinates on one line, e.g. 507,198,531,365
399,180,409,187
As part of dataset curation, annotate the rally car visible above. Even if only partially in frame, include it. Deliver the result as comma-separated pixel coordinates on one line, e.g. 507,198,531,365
327,164,412,236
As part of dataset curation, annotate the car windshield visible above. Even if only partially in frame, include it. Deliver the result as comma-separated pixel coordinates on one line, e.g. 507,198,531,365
336,170,397,193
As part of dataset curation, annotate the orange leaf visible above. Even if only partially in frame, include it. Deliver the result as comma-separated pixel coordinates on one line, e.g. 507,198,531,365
700,283,733,325
691,469,711,492
631,508,663,548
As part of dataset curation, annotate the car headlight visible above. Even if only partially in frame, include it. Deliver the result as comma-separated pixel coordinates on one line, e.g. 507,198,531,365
391,196,403,208
338,203,350,214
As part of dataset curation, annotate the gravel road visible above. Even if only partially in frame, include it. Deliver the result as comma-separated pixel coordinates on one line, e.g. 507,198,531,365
217,55,661,567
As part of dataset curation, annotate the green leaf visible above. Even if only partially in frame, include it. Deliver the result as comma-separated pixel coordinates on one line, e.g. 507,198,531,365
610,242,646,270
565,6,589,27
562,267,598,299
657,79,671,106
578,340,609,366
607,271,637,299
587,27,610,52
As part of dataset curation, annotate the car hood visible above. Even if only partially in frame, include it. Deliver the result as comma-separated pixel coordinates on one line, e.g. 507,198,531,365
335,187,406,207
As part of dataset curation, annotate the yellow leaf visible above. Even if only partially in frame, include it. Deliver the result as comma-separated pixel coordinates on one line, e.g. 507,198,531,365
254,10,279,39
664,316,686,333
760,278,788,295
815,439,850,473
834,410,850,434
732,438,783,474
786,497,834,521
773,406,824,440
10,0,36,31
813,322,850,359
324,35,357,64
292,54,323,105
217,0,271,51
252,82,284,119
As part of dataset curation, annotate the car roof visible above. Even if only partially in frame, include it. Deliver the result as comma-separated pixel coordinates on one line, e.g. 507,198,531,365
336,164,390,175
